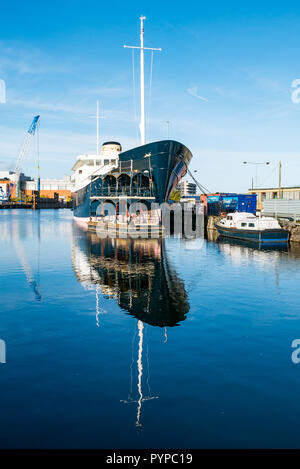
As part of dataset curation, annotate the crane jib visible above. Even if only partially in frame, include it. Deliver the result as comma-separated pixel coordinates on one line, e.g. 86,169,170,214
28,115,40,135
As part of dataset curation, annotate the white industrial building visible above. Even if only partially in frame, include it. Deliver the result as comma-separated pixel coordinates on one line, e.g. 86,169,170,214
177,180,197,196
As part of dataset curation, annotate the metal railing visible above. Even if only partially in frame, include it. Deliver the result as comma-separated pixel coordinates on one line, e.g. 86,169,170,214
263,200,300,220
91,186,152,198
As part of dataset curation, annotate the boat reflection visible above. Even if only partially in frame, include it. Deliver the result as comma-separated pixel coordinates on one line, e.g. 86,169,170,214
71,226,190,428
217,235,289,253
72,227,190,327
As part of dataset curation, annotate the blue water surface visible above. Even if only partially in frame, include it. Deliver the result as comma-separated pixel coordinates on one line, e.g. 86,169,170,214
0,209,300,449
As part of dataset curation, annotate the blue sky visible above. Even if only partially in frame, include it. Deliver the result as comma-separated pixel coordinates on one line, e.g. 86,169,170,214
1,1,300,192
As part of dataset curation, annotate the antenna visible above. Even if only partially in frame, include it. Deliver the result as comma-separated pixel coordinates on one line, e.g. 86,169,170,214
124,17,162,145
90,101,106,156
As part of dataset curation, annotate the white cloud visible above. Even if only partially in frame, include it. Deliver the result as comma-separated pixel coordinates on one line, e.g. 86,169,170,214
187,87,208,102
0,41,68,76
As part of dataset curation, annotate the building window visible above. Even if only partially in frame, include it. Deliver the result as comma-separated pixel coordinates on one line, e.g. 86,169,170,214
261,192,266,200
272,192,278,199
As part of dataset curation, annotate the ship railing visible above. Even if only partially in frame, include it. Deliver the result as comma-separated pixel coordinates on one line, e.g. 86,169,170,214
91,187,152,198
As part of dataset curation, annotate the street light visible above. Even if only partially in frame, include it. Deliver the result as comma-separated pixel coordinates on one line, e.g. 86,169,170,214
243,161,270,189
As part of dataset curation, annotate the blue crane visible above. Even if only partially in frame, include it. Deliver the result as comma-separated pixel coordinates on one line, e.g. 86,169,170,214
10,115,40,199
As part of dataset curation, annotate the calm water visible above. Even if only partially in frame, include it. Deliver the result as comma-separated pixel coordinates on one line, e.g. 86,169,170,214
1,209,300,449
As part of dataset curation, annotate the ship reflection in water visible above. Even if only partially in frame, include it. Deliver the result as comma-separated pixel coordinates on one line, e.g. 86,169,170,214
3,211,300,447
71,226,190,427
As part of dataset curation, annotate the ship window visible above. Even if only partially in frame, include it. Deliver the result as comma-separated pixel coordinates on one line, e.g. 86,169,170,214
248,223,255,227
79,170,82,174
104,159,109,165
241,222,247,227
227,216,232,220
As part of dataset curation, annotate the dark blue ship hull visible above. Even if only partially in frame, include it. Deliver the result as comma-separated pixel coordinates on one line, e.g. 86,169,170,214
215,223,289,245
73,140,192,219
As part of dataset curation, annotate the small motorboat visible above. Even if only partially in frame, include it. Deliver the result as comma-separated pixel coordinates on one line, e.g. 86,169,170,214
215,212,289,245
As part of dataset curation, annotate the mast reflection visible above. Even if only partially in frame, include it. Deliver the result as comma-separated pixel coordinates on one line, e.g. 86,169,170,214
71,227,190,428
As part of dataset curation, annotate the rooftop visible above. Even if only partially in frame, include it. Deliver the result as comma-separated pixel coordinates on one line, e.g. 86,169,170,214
249,186,300,191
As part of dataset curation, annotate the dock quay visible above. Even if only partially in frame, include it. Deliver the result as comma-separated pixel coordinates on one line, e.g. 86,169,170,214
0,202,32,209
0,199,72,210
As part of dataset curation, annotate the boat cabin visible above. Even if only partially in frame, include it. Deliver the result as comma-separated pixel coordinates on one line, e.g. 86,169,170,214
219,212,281,230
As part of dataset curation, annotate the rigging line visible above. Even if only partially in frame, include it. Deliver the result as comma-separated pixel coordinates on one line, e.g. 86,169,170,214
131,48,139,143
258,162,279,188
147,49,154,132
37,122,40,174
187,168,211,195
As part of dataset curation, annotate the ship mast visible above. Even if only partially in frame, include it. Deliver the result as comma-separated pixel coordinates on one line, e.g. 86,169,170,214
139,16,146,146
124,16,162,146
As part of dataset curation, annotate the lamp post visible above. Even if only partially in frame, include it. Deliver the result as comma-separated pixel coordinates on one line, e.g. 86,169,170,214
243,161,270,189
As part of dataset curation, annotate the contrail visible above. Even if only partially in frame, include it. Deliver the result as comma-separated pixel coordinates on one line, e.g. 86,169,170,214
187,87,208,102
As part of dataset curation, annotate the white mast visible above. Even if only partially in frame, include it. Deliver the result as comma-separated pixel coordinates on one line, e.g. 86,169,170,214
124,17,162,146
140,16,146,145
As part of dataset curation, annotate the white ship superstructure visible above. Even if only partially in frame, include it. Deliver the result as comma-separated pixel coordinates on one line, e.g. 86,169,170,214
71,141,121,192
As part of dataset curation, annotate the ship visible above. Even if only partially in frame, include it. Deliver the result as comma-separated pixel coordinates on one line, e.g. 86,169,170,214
71,17,192,226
